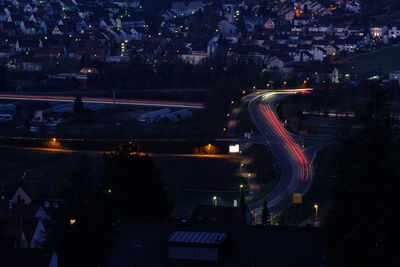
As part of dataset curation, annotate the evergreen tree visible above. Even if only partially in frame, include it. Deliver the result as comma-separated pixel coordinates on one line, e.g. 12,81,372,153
45,157,114,267
0,66,7,91
103,142,172,220
240,194,249,223
261,200,271,225
326,85,400,266
73,95,84,116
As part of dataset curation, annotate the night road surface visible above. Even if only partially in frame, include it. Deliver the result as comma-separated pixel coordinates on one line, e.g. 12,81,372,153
0,94,204,109
248,90,314,216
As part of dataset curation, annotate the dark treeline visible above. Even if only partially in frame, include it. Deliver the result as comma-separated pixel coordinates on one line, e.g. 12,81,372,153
45,142,172,267
325,84,400,266
101,56,273,90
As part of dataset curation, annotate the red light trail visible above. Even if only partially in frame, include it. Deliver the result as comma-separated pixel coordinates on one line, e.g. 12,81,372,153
263,105,309,181
0,94,205,109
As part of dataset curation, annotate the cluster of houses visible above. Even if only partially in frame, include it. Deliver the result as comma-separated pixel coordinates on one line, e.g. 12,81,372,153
0,0,399,87
0,185,58,266
0,183,324,266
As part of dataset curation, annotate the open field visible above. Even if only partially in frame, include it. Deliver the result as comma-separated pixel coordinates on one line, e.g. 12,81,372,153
154,156,240,191
338,45,400,75
169,191,239,218
0,146,240,217
235,106,258,135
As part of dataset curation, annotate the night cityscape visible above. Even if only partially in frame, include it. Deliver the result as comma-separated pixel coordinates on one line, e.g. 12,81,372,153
0,0,399,266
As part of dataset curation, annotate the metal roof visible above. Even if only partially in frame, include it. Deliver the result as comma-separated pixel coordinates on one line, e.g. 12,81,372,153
166,231,228,245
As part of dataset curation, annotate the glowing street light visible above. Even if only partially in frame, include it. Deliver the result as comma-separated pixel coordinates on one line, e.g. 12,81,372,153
70,219,76,225
240,184,244,198
213,196,218,206
314,204,318,226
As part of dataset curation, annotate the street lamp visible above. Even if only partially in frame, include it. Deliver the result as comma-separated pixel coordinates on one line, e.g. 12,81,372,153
314,204,318,226
240,184,243,198
213,196,217,206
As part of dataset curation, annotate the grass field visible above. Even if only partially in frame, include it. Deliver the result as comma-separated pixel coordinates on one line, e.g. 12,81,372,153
0,146,241,218
236,106,258,135
338,45,400,75
154,156,240,191
169,191,239,218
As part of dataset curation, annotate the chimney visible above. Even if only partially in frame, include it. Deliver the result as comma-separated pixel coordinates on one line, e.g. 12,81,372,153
9,199,13,210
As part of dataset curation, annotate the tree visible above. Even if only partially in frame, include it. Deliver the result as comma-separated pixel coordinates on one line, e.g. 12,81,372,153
325,85,400,266
46,157,114,267
261,200,271,225
103,142,172,220
240,193,249,224
73,95,84,116
0,66,7,91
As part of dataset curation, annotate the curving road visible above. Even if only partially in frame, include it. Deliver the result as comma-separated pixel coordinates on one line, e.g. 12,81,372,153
248,90,314,216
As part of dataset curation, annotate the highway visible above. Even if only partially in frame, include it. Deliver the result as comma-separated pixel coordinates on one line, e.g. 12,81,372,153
0,94,204,109
248,90,314,216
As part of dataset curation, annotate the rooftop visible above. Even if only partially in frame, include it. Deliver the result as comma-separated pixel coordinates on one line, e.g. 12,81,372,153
166,231,228,245
107,220,323,267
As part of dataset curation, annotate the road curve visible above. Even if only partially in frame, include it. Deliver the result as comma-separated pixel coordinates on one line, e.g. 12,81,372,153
0,94,204,109
248,91,312,215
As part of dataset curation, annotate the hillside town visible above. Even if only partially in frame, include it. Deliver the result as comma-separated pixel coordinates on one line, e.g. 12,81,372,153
0,0,399,89
1,0,400,267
